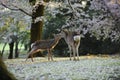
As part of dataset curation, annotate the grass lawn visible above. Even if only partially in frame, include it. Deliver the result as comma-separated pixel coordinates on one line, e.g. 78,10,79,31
4,55,120,80
1,43,120,80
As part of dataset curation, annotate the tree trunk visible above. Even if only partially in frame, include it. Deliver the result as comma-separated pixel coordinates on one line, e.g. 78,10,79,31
30,0,50,44
8,42,14,59
30,1,44,57
31,21,44,57
15,42,19,58
29,0,50,57
30,21,43,44
24,44,28,50
0,56,17,80
1,43,7,57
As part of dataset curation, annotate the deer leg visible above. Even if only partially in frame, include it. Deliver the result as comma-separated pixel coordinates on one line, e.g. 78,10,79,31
76,42,80,60
31,54,34,62
48,49,53,61
50,50,53,61
76,47,79,60
26,49,34,61
25,56,29,61
31,50,41,62
73,46,76,61
68,45,72,60
47,50,50,61
26,51,34,62
26,52,32,61
25,49,39,62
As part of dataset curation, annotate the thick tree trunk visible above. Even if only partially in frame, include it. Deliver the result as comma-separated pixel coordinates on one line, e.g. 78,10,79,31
30,0,50,43
8,42,14,59
29,0,50,57
30,21,43,44
30,21,44,57
0,56,17,80
30,2,44,57
30,2,44,43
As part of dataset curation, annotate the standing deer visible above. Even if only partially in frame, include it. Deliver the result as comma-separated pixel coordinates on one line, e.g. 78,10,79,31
60,29,81,60
26,34,62,62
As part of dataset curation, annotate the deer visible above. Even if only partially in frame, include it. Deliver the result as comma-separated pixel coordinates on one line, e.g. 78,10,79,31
59,28,81,61
25,33,62,62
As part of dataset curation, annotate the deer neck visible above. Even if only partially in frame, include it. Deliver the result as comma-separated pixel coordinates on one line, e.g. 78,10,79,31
63,31,72,42
51,37,61,49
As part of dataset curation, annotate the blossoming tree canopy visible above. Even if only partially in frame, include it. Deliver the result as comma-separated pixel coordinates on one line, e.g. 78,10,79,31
53,0,120,41
0,0,120,42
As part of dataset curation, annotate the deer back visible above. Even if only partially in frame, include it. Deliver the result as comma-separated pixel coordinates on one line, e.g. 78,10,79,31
31,34,62,50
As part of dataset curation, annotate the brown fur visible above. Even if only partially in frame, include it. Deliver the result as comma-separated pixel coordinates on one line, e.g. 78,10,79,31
26,34,62,62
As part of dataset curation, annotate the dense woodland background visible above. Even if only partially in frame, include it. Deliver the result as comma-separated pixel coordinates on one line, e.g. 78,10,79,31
0,0,120,58
0,0,120,80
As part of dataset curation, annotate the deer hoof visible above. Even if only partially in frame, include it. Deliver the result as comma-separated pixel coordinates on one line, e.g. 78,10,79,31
77,58,79,61
73,58,76,61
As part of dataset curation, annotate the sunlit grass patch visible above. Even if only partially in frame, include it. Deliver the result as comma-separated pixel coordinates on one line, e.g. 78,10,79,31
0,43,24,51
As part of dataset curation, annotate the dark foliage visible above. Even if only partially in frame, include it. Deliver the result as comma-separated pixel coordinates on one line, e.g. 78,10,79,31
54,33,120,57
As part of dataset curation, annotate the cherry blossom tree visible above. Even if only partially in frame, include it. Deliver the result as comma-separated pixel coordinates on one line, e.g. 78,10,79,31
0,0,50,57
44,0,120,54
0,0,120,56
52,0,120,42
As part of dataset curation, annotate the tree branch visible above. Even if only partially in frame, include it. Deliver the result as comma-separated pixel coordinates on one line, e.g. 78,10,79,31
0,1,32,17
0,2,18,10
68,0,74,11
67,0,77,19
12,4,32,17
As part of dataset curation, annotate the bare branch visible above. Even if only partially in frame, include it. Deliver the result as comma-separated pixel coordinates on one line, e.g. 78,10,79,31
0,2,18,10
68,0,74,11
67,0,77,19
12,4,32,17
0,1,32,17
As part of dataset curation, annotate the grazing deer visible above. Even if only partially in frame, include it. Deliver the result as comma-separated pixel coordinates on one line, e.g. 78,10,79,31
60,29,81,60
26,34,62,62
